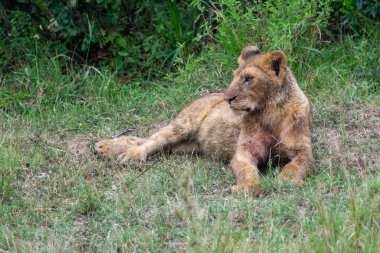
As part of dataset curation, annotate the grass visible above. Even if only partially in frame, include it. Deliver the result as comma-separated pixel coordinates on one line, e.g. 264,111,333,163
0,36,380,252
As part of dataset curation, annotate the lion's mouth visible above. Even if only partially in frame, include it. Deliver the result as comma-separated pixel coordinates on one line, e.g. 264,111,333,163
230,102,260,113
229,104,251,112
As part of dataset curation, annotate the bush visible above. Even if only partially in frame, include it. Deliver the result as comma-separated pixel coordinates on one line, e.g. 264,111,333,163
333,0,380,32
0,0,200,78
0,0,378,79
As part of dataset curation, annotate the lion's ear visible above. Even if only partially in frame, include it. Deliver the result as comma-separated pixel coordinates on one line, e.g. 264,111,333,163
260,51,288,80
238,45,260,65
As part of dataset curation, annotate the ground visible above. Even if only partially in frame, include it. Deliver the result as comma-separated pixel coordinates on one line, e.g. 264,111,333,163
0,48,379,252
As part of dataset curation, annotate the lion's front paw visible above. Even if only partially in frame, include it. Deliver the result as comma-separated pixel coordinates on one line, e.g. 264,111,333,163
94,139,117,157
231,182,260,195
278,164,304,185
117,146,147,165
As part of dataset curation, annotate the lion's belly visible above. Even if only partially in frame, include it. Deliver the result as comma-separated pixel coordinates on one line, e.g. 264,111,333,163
197,101,243,160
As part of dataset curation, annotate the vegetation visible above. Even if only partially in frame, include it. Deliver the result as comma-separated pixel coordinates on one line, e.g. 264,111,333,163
0,0,379,252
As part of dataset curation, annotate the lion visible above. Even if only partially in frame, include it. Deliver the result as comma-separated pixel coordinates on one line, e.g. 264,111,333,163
94,45,314,194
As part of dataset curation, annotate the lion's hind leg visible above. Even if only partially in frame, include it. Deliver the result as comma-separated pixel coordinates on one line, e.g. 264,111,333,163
94,136,147,158
113,94,224,164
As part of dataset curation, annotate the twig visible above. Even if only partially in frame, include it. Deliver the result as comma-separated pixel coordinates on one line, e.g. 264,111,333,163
125,161,158,187
113,127,135,138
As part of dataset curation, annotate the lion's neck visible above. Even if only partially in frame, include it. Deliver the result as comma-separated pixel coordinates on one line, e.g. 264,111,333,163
261,68,297,109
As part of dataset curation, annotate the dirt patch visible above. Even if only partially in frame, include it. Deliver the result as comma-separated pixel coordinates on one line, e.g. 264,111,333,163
63,136,97,162
28,132,99,166
313,103,380,174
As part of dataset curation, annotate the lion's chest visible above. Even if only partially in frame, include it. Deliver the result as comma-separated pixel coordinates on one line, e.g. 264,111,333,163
244,131,286,165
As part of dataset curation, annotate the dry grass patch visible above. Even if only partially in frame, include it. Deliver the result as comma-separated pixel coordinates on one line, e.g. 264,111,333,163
313,102,380,175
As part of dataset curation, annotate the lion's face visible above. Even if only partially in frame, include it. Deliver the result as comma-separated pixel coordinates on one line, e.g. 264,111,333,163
224,46,289,112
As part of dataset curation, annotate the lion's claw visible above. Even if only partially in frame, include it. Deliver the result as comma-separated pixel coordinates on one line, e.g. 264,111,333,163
278,164,304,186
94,139,114,157
231,182,260,195
117,146,147,165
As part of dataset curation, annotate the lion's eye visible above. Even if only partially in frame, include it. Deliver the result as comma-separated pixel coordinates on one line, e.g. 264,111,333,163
244,76,253,83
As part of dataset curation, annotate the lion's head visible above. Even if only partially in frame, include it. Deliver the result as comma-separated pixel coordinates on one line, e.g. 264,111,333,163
224,46,289,112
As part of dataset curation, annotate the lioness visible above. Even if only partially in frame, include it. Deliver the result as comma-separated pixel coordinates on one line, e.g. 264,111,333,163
94,46,314,194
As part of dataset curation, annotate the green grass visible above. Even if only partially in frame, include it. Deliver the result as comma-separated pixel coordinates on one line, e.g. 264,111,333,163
1,36,380,252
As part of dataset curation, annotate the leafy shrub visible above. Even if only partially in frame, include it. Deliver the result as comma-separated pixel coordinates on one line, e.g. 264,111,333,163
0,0,200,78
334,0,380,32
0,0,378,80
0,9,39,69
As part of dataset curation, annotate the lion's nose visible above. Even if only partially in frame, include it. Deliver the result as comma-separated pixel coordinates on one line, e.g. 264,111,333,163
227,96,237,104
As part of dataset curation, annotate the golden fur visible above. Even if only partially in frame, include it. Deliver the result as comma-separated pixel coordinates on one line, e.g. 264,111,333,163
94,45,314,194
